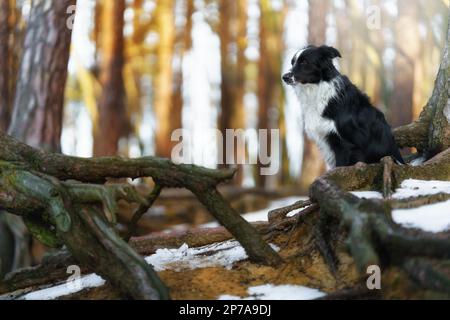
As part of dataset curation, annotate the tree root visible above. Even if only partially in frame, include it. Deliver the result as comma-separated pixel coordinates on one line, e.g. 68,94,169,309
125,184,163,241
403,258,450,295
268,199,312,224
0,132,282,300
308,150,450,295
0,132,281,267
389,193,450,209
382,157,394,198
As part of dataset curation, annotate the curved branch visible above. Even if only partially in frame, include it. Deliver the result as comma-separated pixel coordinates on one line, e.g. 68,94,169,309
0,132,281,270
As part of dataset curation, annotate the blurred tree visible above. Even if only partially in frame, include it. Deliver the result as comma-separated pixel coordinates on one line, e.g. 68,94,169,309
94,0,129,156
171,0,194,155
0,0,14,279
218,0,247,183
257,0,285,188
364,0,387,109
153,0,176,158
299,0,329,190
3,0,76,275
389,0,421,127
123,0,155,154
8,0,76,152
0,0,10,131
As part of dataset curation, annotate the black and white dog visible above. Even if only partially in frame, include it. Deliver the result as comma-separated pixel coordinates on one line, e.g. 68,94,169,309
283,45,404,169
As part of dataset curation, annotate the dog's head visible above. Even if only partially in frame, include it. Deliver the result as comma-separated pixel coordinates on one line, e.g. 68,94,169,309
283,45,341,86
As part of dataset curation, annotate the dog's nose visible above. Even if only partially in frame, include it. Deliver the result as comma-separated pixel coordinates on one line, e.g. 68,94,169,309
282,73,293,84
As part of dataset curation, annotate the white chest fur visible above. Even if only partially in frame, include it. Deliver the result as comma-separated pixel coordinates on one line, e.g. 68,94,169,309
294,79,341,169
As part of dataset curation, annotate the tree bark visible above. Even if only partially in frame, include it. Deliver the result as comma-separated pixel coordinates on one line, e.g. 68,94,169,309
218,0,247,181
170,0,193,157
257,0,284,188
153,0,176,158
8,0,76,152
93,0,128,157
0,0,10,131
389,0,420,127
2,0,76,278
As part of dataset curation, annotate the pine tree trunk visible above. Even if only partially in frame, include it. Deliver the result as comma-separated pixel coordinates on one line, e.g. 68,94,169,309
93,0,128,157
170,0,194,156
257,0,284,188
2,0,76,277
7,0,76,152
0,0,10,131
389,0,420,127
153,0,175,158
218,0,247,183
299,0,329,190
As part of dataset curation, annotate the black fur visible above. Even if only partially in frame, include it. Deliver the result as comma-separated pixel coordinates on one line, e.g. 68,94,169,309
283,45,404,167
323,75,404,166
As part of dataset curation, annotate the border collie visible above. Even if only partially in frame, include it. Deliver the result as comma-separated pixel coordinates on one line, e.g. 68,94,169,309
283,45,404,169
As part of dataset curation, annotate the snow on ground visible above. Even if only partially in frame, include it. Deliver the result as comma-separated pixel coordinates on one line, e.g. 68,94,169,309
202,196,306,228
21,274,105,300
392,200,450,233
146,241,279,272
351,191,383,199
392,179,450,199
218,284,326,300
352,180,450,200
18,240,281,300
390,180,450,232
351,180,450,233
15,197,305,301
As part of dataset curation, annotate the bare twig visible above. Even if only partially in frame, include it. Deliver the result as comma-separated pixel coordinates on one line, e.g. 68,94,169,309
125,184,163,242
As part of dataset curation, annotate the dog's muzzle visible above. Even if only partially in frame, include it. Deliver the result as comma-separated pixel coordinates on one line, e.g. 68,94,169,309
282,72,295,85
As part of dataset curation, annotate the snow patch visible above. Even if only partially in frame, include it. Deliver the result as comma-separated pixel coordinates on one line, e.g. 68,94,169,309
17,240,280,300
146,241,280,272
392,200,450,233
352,180,450,201
21,274,105,300
393,179,450,199
390,179,450,232
218,284,325,300
351,180,450,233
351,191,383,199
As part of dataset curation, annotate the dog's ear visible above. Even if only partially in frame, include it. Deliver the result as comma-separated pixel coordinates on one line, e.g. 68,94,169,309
319,46,342,60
